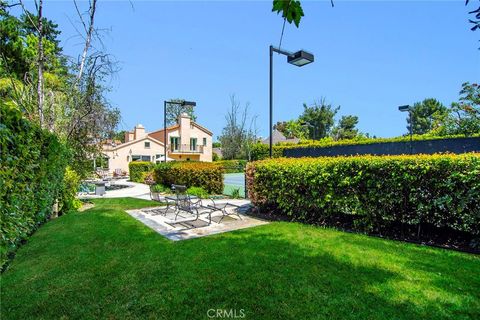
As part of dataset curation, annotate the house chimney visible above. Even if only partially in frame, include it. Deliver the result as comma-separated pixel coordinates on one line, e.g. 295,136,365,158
124,131,132,143
134,124,146,140
179,113,191,146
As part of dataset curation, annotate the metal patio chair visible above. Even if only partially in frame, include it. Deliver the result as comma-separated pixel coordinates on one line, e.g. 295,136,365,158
171,184,212,225
206,198,242,223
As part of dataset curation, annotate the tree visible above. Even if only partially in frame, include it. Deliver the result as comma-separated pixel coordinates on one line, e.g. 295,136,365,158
272,0,333,28
74,0,97,82
1,2,120,177
274,119,307,139
112,130,127,143
165,98,197,126
299,98,339,139
218,95,257,160
332,115,359,140
430,82,480,136
407,98,448,135
466,1,480,34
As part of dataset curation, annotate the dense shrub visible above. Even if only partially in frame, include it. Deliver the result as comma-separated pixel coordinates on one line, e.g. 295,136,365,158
250,143,284,161
187,186,209,198
250,134,480,160
60,167,82,212
154,162,224,194
151,184,168,193
129,161,154,183
215,160,247,173
1,104,70,270
246,154,480,237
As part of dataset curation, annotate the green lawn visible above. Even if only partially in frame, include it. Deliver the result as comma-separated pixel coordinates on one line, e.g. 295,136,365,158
1,198,479,320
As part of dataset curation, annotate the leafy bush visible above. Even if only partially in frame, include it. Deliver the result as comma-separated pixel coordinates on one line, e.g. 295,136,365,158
128,161,154,183
61,166,82,212
150,184,168,193
216,160,247,173
250,143,284,161
154,162,224,194
230,188,241,199
250,134,480,160
246,154,480,237
1,104,70,270
187,186,209,199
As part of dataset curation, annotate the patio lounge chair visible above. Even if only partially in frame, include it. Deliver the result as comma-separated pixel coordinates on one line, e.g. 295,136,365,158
171,184,212,225
113,168,127,178
206,198,243,223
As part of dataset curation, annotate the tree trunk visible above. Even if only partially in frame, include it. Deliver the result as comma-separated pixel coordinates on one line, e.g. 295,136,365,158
37,0,44,128
77,0,97,82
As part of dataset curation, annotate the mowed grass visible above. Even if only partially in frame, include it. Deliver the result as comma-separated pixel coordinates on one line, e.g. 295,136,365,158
1,198,479,320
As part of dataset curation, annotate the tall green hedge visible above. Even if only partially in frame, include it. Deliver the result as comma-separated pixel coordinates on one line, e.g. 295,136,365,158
215,160,247,173
246,154,480,237
1,104,70,270
128,161,154,183
154,162,224,194
250,134,480,161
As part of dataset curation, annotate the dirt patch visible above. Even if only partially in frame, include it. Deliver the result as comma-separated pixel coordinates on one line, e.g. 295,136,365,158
78,202,95,212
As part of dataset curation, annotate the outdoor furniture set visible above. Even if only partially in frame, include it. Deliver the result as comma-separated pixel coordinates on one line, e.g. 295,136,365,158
149,184,242,225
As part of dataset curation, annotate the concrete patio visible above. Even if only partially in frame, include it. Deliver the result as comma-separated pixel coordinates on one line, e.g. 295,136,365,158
126,199,268,241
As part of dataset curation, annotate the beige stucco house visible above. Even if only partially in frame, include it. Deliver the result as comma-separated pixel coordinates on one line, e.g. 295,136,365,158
102,113,213,174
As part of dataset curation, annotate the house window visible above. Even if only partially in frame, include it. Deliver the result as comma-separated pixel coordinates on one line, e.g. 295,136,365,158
127,156,130,162
132,155,151,162
170,137,180,151
144,141,150,149
190,138,197,151
203,137,207,146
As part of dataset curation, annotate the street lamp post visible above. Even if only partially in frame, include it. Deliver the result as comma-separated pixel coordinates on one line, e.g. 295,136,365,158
398,105,413,154
164,100,196,162
269,45,314,157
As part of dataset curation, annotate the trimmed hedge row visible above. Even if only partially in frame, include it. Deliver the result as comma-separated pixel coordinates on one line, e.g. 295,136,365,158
215,160,247,173
246,154,480,237
154,162,224,194
129,161,154,183
250,134,480,160
1,104,70,270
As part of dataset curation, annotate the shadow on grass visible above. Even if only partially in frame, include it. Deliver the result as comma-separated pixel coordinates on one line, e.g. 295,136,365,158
1,205,479,320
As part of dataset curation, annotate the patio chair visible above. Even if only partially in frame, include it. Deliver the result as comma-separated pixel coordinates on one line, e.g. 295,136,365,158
206,198,243,223
172,184,212,225
114,168,126,178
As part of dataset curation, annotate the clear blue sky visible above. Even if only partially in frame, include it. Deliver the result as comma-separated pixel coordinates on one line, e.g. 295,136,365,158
16,0,480,139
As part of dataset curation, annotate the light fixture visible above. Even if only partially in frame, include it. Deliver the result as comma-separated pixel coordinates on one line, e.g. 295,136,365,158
182,101,196,107
287,50,314,67
269,45,314,157
398,105,413,154
164,99,197,162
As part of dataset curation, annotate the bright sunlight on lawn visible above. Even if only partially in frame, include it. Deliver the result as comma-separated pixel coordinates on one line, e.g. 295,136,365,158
1,198,479,320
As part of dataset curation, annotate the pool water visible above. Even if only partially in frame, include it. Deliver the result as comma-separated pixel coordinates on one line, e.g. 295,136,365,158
78,182,131,194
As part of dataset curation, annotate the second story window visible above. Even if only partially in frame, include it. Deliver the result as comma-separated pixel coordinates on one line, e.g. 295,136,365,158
203,138,207,146
144,141,150,149
170,137,180,151
190,138,197,151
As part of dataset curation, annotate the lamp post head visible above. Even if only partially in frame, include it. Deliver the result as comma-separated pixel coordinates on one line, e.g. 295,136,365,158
288,50,314,67
398,105,411,112
182,101,196,107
